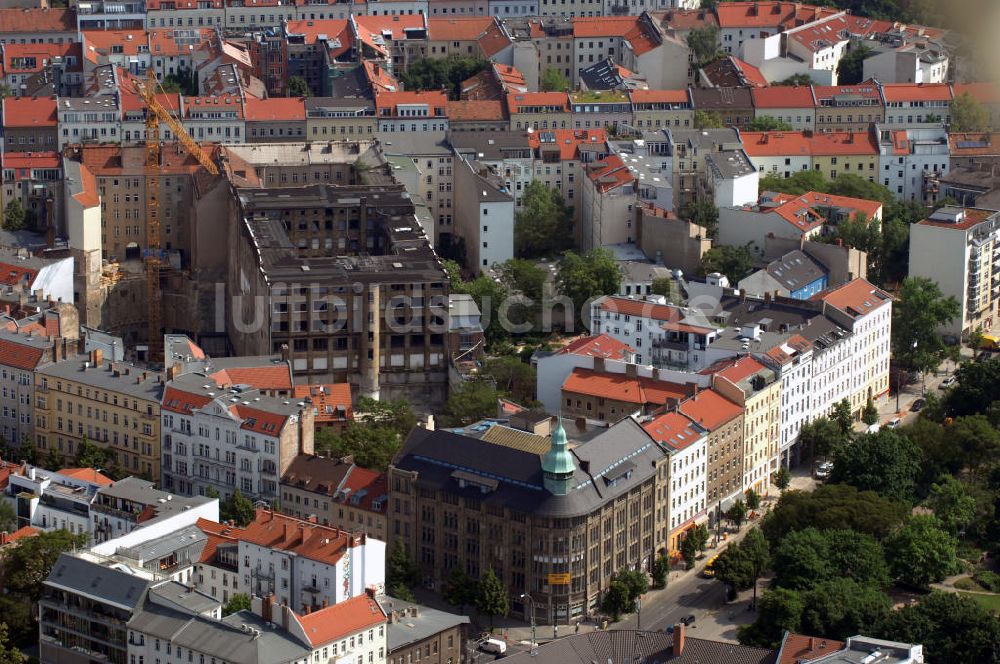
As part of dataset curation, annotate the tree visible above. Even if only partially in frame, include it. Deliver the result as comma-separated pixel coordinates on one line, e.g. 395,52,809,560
739,588,804,648
927,475,976,534
0,501,16,533
714,545,757,592
3,200,25,232
799,578,892,641
831,398,854,436
15,437,35,466
222,593,251,616
557,249,621,327
772,528,889,591
949,414,1000,478
74,437,108,470
389,583,415,602
946,356,1000,417
314,398,417,471
600,577,631,621
44,447,64,471
798,416,847,461
651,277,677,300
475,567,509,629
836,44,873,84
481,356,536,404
220,489,256,527
0,83,12,98
160,65,197,95
401,55,487,99
694,110,724,129
441,380,497,427
681,533,698,569
905,418,963,494
447,264,511,345
775,73,814,86
727,498,748,529
862,397,879,426
681,200,719,239
618,568,649,602
951,91,990,132
287,76,312,98
745,489,761,511
830,429,922,503
878,591,1000,663
892,277,960,374
746,116,795,131
885,514,958,588
0,623,25,664
774,466,791,491
514,181,574,259
699,245,753,283
758,169,829,195
761,484,908,543
442,566,477,612
496,258,547,304
651,555,670,589
686,26,722,66
540,67,570,92
689,523,710,553
771,528,830,591
4,530,88,602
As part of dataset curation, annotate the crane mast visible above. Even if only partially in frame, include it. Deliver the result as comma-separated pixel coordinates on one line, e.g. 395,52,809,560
130,69,219,363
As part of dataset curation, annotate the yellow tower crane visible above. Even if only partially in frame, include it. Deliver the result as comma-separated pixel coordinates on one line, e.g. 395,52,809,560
130,69,219,363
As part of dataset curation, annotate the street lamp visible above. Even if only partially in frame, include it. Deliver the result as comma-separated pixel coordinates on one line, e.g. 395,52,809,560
520,593,536,649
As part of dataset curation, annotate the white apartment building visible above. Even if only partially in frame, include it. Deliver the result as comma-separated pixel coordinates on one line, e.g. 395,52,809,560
182,95,245,143
581,154,636,250
909,207,1000,339
160,374,314,501
876,125,950,203
196,509,386,613
880,82,952,130
453,153,515,272
759,335,814,466
57,96,122,149
375,92,449,134
642,411,707,553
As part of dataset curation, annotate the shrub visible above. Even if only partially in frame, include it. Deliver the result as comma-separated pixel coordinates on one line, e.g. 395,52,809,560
974,570,1000,593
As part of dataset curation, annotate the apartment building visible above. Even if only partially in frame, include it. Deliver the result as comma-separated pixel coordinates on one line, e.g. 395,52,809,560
714,1,838,57
750,85,816,130
1,42,82,97
390,417,670,625
182,94,245,142
245,97,307,143
280,454,388,540
453,151,515,271
759,334,813,466
581,154,636,249
742,130,879,182
812,83,884,132
2,95,58,152
375,90,449,133
80,30,152,76
226,180,451,405
670,127,743,209
56,95,121,149
561,366,689,420
690,87,754,129
708,356,780,495
0,7,78,45
876,125,949,203
507,91,571,130
305,97,377,139
34,349,163,481
642,411,707,553
196,508,385,612
880,82,952,129
160,371,314,501
629,89,693,132
908,207,1000,339
677,388,744,511
380,598,469,664
145,0,225,29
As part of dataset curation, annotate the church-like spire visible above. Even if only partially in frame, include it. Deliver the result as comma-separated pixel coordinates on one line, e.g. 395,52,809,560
542,417,575,496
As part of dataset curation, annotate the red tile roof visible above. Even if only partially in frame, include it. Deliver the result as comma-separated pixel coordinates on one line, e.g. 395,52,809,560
0,262,37,288
814,278,891,319
374,90,448,114
628,89,690,104
0,525,38,546
595,295,681,322
660,8,718,31
916,206,995,231
161,385,214,415
555,334,634,361
58,467,115,486
527,128,606,160
447,99,506,122
82,30,150,59
3,96,57,128
563,367,687,406
880,82,953,103
183,95,245,119
148,28,214,57
953,82,1000,105
0,8,75,34
506,91,570,114
715,1,838,29
363,60,400,93
773,190,883,220
588,154,634,193
198,509,362,567
297,594,386,647
706,356,767,384
812,82,882,103
2,42,80,76
494,63,526,92
643,411,704,452
573,15,640,38
72,163,100,208
788,14,853,54
777,633,846,663
731,57,768,88
228,404,289,436
427,16,493,41
244,97,306,122
751,85,815,108
0,337,44,371
948,132,1000,156
741,130,878,157
767,197,825,232
285,18,351,45
765,335,813,365
292,383,352,424
340,466,387,513
677,389,742,430
1,151,60,171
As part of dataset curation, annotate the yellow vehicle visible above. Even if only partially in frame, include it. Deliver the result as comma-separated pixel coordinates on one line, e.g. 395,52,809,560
980,334,1000,351
703,554,720,578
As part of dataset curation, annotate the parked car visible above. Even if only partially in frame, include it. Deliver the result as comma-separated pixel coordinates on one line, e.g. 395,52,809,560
480,639,507,655
911,399,926,413
887,416,902,429
703,554,720,578
680,614,696,626
814,462,834,480
940,376,957,389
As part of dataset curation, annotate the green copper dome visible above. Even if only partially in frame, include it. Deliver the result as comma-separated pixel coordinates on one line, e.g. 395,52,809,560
542,419,576,495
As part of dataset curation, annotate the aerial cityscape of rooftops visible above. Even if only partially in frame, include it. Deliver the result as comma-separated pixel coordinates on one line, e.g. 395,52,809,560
0,0,1000,661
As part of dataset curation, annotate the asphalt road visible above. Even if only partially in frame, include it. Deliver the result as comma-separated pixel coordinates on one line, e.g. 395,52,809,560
615,566,728,633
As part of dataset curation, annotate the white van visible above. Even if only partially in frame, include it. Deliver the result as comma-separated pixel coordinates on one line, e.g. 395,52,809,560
481,638,507,654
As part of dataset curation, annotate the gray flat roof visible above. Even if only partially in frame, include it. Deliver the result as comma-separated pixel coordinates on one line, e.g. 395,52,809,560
44,552,154,611
377,598,470,651
37,355,163,402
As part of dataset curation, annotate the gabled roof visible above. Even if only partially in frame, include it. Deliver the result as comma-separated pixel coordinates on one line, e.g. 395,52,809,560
183,95,245,119
813,278,891,319
643,411,705,452
244,97,306,122
0,337,44,371
291,383,352,423
2,42,81,76
555,334,634,361
563,367,687,406
764,334,813,366
285,18,352,59
787,14,852,54
2,96,57,128
628,89,690,105
161,385,214,415
506,91,571,114
751,85,815,109
374,90,448,113
714,1,839,29
297,594,386,647
880,82,953,103
58,467,115,486
528,128,606,160
677,388,743,433
594,295,681,322
704,355,767,384
811,82,882,103
587,154,635,193
447,99,506,122
776,633,846,663
741,130,878,157
0,8,75,34
1,151,61,172
228,404,289,436
82,30,150,60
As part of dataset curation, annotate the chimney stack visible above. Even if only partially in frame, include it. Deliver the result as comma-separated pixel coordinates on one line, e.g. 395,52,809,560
90,348,103,367
673,623,685,656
